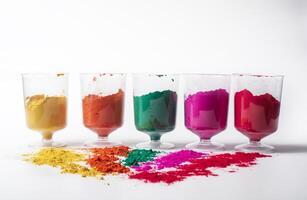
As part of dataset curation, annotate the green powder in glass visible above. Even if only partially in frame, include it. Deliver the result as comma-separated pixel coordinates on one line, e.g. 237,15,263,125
122,149,161,167
133,90,177,139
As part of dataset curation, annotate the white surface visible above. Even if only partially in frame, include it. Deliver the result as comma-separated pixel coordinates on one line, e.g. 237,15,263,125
1,143,307,200
0,0,307,199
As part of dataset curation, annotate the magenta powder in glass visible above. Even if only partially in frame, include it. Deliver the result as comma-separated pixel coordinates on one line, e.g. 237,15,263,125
134,150,205,171
184,89,229,139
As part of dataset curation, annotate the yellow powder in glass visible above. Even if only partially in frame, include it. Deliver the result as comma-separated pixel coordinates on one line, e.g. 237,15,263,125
24,148,102,178
25,95,67,138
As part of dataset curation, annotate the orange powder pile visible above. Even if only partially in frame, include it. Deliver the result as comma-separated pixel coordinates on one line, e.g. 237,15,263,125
87,146,130,174
82,89,124,137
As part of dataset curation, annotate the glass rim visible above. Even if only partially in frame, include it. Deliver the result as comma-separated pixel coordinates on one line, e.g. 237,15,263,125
80,72,127,76
132,73,180,76
182,73,231,77
21,73,68,77
232,73,284,78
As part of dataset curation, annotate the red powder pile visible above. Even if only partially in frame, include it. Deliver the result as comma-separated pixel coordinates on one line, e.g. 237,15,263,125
129,152,271,184
87,146,130,174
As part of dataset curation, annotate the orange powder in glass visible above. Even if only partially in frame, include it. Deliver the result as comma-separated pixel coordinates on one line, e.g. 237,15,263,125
82,89,124,137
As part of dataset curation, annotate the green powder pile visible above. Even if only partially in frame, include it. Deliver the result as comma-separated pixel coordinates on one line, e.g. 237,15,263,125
122,149,161,166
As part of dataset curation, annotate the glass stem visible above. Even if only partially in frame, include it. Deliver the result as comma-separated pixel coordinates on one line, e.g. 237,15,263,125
97,136,108,143
250,140,261,146
200,139,211,145
150,140,161,144
42,132,53,145
150,140,161,149
150,133,161,142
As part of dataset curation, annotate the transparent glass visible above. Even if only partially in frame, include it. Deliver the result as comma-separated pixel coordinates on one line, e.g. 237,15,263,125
233,74,284,152
80,73,126,147
184,74,230,151
22,73,68,147
133,74,179,149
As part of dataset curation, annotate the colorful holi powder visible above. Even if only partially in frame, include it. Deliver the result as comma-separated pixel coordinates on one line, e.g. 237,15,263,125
134,90,177,141
129,152,271,184
25,95,67,139
122,149,161,167
23,146,271,185
90,146,130,157
82,89,124,137
87,146,130,174
235,89,280,141
23,148,101,177
185,89,229,139
134,150,205,171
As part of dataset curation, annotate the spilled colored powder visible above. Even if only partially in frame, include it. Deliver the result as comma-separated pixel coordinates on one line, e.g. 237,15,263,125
24,147,272,185
87,146,130,174
90,146,130,157
23,148,101,177
129,152,271,184
134,150,205,171
122,149,161,167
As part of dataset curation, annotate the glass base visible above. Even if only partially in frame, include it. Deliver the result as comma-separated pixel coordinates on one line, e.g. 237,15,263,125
136,141,175,150
186,139,224,152
85,137,120,148
235,141,274,152
29,139,66,148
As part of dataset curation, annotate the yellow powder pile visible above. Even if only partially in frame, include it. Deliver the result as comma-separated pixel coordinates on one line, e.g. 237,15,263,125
25,95,67,139
24,148,102,178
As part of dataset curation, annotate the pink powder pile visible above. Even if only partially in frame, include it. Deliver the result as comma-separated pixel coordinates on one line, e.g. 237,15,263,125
134,150,205,171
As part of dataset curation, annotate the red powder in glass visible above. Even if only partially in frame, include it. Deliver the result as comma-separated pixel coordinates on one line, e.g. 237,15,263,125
129,152,270,184
82,89,124,137
235,89,280,141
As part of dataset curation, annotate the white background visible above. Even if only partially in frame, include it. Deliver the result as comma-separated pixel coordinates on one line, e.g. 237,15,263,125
0,0,307,200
